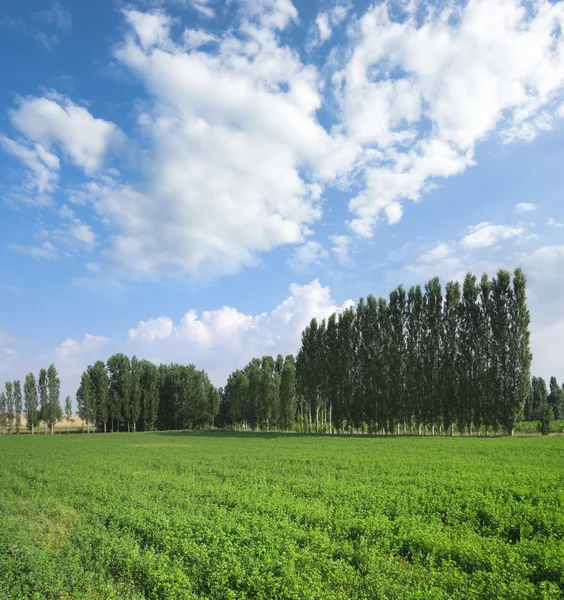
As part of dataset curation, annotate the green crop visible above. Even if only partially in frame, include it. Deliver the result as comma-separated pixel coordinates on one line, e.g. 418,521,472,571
1,433,563,599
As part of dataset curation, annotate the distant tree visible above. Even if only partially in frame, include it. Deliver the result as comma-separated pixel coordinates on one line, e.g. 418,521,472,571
531,377,549,421
24,372,39,434
279,355,296,431
64,395,73,433
77,370,92,433
128,356,142,432
5,381,14,433
46,365,62,434
107,353,131,432
423,278,443,435
139,359,160,431
38,368,48,434
89,361,109,432
538,400,553,435
13,380,22,434
0,392,7,433
548,377,564,420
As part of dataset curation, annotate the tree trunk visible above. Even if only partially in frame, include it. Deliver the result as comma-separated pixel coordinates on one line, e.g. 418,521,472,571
134,422,137,432
418,424,422,436
104,422,107,434
450,423,454,436
431,425,435,436
50,422,54,435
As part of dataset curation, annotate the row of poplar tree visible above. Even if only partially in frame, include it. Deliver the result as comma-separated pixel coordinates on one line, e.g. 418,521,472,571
0,268,550,436
218,269,533,435
0,365,68,434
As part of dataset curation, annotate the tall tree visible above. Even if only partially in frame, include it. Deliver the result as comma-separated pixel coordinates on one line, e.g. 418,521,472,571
0,392,6,433
548,376,564,420
406,286,424,434
107,353,131,432
458,274,480,435
24,373,39,434
64,396,73,432
77,371,93,433
505,269,531,435
4,381,14,433
13,380,22,434
46,364,62,434
38,368,48,434
422,278,443,434
279,354,296,431
89,361,109,432
441,281,460,436
128,356,142,432
139,359,160,431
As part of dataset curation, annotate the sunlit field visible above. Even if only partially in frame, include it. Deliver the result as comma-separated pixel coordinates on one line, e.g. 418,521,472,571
1,432,563,599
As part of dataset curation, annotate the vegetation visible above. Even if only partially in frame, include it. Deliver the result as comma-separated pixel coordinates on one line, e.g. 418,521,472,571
0,268,561,438
1,432,563,599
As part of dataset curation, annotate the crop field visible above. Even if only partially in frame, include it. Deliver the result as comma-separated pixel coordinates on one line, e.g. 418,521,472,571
1,433,563,599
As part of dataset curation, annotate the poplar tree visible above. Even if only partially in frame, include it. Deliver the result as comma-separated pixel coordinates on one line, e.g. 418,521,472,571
458,274,479,435
548,377,563,420
46,364,62,434
5,381,14,433
77,370,93,433
129,356,142,432
24,373,39,434
423,278,443,434
477,275,492,435
279,355,296,431
507,268,532,435
13,380,22,433
406,286,424,434
107,353,131,432
38,368,48,433
64,396,73,432
388,287,407,434
89,361,109,432
0,392,7,433
139,359,160,431
441,281,460,436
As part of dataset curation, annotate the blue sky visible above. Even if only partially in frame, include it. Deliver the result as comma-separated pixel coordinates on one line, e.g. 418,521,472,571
1,0,564,399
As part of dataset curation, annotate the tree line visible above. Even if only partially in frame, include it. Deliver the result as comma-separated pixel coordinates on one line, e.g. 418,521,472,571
0,268,559,436
219,269,535,436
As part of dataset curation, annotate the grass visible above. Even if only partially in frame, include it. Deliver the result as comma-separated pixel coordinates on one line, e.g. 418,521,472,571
1,432,563,599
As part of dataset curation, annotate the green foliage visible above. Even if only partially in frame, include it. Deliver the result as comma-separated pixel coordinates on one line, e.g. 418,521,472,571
0,433,563,599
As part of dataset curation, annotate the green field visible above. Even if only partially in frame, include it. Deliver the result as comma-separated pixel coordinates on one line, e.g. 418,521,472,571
1,433,563,599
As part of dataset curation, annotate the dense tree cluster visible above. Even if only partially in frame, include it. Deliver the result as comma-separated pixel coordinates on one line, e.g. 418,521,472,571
75,355,220,433
220,269,533,436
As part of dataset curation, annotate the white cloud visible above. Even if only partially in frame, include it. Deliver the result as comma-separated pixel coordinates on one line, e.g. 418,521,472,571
74,5,358,279
9,241,59,260
3,348,17,357
34,1,72,34
548,217,564,228
308,1,351,50
55,204,96,251
420,243,452,264
9,94,122,174
330,234,351,265
461,222,525,249
337,0,564,236
515,202,537,213
288,240,328,269
123,10,172,51
55,333,111,361
188,0,215,19
128,279,354,381
0,135,59,198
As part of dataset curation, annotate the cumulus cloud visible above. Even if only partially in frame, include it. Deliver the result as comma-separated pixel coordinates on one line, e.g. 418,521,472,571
128,279,353,381
338,0,564,236
9,94,122,174
547,217,563,228
461,222,525,249
515,202,537,213
55,333,111,360
288,240,328,269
